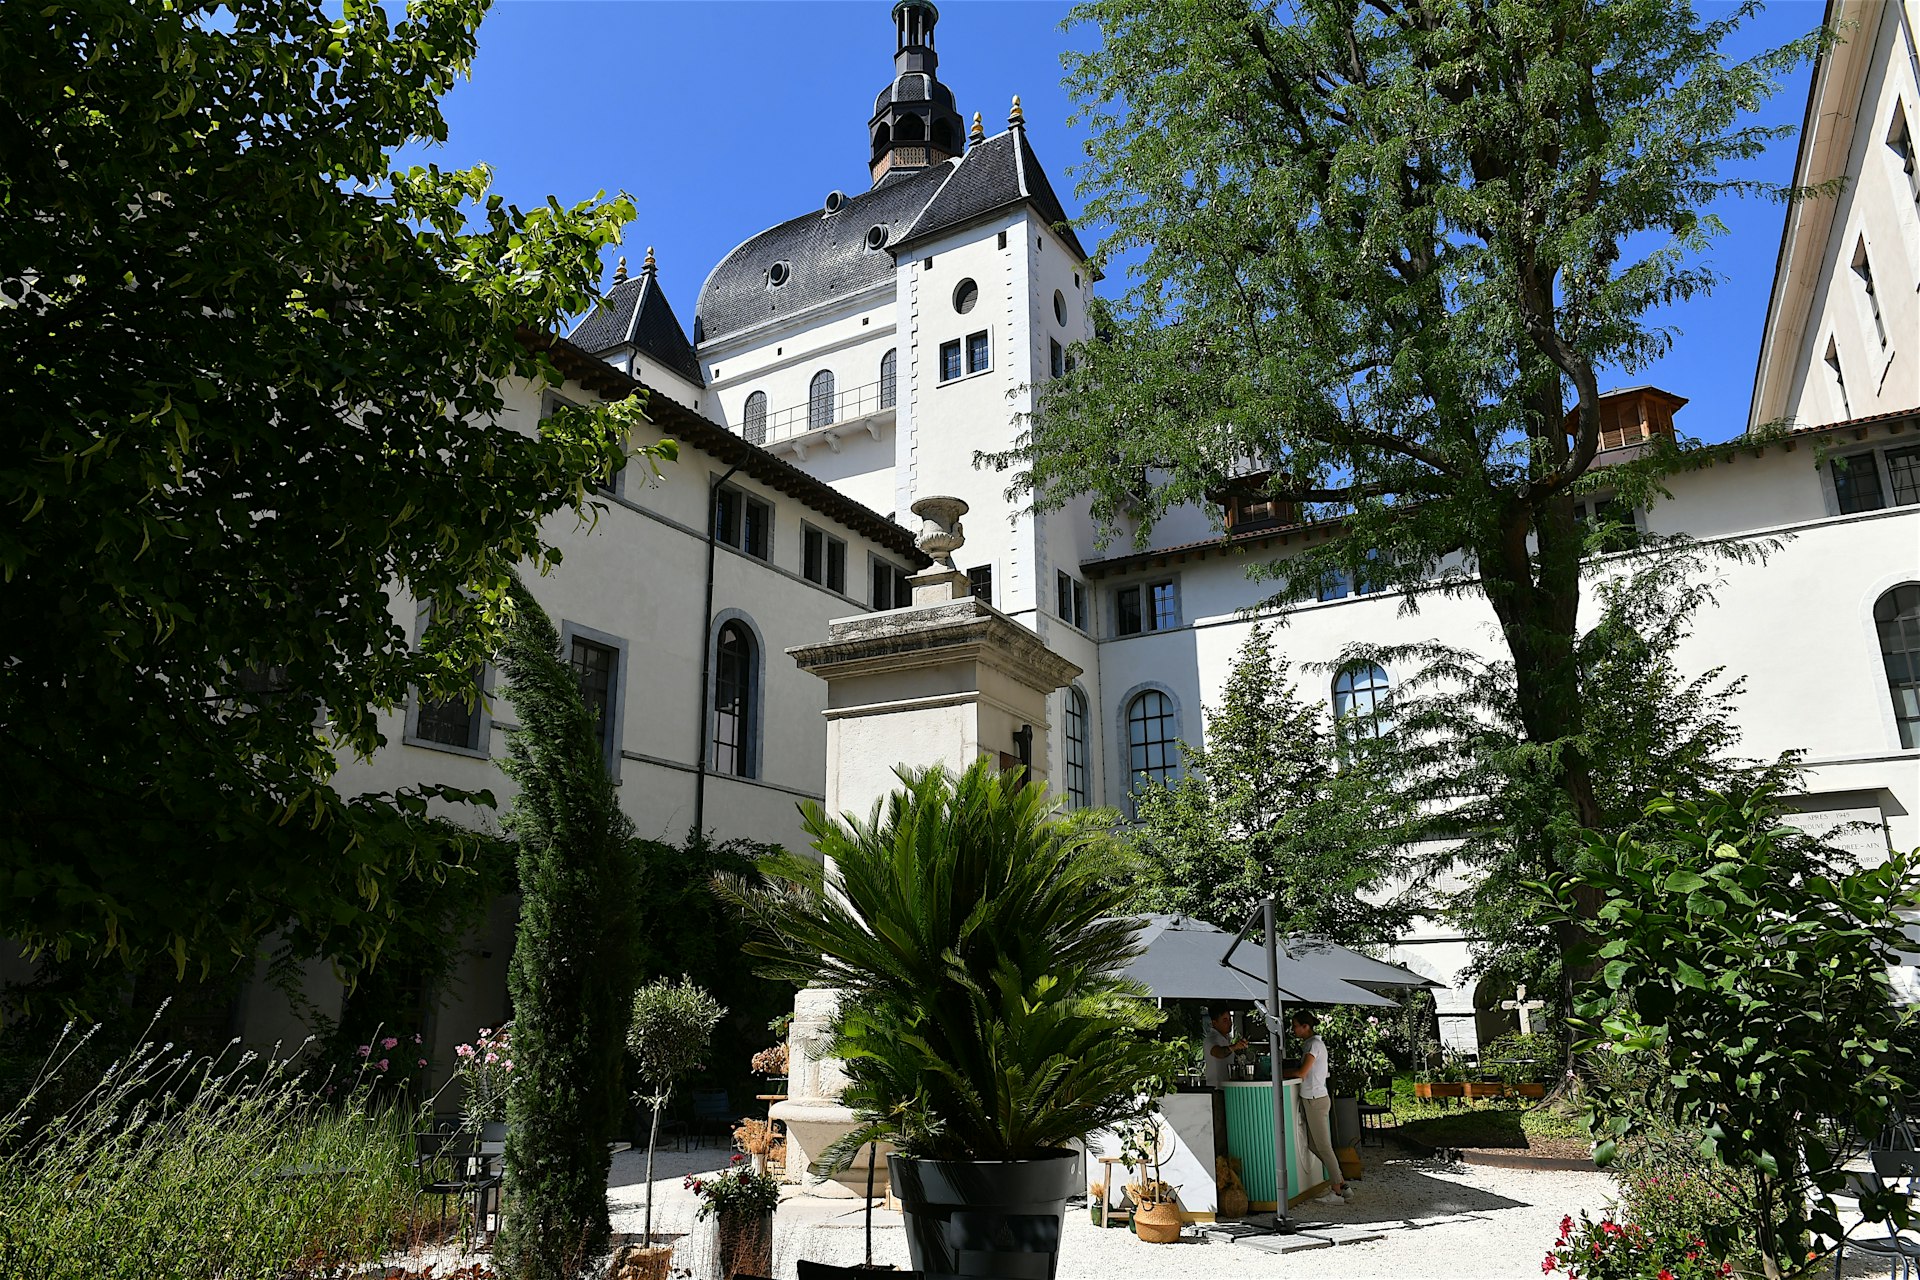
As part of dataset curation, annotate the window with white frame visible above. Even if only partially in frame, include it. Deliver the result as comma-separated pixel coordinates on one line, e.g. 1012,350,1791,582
1831,442,1920,514
803,525,847,593
1332,662,1391,744
1875,584,1920,748
1124,689,1177,808
1063,685,1090,809
1115,580,1177,636
1056,570,1088,630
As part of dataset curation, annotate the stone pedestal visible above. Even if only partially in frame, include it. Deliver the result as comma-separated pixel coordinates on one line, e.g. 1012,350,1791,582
772,504,1081,1194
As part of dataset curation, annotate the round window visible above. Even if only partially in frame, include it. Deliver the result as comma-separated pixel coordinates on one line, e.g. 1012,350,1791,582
953,278,979,314
1053,289,1067,326
866,224,889,251
768,261,790,288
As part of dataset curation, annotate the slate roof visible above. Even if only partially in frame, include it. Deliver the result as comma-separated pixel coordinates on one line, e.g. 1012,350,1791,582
568,266,704,387
695,127,1086,347
519,329,928,564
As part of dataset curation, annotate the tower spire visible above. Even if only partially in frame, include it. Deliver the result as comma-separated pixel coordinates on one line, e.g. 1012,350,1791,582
868,1,965,186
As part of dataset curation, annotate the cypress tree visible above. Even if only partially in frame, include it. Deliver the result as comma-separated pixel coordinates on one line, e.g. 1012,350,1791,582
493,574,642,1277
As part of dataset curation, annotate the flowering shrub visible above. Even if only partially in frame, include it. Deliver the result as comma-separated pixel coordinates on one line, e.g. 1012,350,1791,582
685,1156,781,1220
451,1025,513,1131
1544,1212,1731,1280
749,1043,788,1077
1613,1140,1752,1264
344,1029,431,1098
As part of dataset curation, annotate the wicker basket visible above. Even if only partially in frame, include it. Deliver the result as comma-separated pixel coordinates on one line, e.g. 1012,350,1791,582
1132,1197,1182,1244
608,1244,674,1280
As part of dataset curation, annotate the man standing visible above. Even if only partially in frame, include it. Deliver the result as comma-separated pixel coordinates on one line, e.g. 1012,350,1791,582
1202,1008,1247,1087
1285,1010,1351,1204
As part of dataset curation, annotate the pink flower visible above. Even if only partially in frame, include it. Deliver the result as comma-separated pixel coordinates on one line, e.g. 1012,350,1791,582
418,1058,428,1068
356,1045,371,1058
479,1027,493,1037
503,1059,513,1070
1600,1222,1621,1236
413,1033,423,1044
485,1052,498,1064
376,1059,389,1071
1542,1254,1557,1273
382,1036,399,1050
456,1044,475,1058
1560,1216,1573,1238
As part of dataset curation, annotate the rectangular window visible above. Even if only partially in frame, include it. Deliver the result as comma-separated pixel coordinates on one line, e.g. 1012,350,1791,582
1854,240,1888,349
968,564,993,605
1887,446,1920,507
940,340,962,382
714,484,771,560
1116,580,1176,635
803,526,847,592
1050,339,1066,379
415,668,485,752
1056,570,1087,630
966,330,990,375
1834,453,1888,514
568,637,617,757
872,560,914,611
1574,497,1640,553
1317,572,1352,603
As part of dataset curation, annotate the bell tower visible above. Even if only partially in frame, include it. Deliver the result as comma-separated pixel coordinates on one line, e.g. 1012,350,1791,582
868,0,965,185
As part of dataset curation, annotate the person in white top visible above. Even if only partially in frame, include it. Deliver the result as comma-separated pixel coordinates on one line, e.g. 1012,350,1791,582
1285,1010,1351,1204
1202,1008,1247,1087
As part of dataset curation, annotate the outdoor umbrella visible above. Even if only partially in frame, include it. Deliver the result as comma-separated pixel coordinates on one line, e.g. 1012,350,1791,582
1121,914,1399,1008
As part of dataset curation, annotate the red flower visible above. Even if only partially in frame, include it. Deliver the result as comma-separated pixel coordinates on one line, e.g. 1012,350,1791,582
1560,1215,1574,1237
1542,1254,1557,1273
1600,1221,1621,1235
1659,1270,1674,1280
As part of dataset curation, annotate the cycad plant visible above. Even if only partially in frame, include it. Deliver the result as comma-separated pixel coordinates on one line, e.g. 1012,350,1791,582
722,759,1164,1170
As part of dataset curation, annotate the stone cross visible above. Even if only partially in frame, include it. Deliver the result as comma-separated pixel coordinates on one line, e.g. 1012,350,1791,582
1500,985,1546,1036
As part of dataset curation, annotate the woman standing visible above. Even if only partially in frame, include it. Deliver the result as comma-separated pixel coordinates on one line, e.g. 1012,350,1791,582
1285,1010,1351,1205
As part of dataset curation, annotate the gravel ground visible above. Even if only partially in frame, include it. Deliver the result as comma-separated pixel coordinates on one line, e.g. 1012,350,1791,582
593,1145,1618,1280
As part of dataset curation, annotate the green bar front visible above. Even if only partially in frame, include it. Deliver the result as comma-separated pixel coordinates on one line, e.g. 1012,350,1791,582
1221,1081,1299,1205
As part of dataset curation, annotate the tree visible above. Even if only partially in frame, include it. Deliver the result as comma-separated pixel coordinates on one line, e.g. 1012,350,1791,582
1128,628,1410,944
627,977,724,1248
1359,552,1796,998
493,576,646,1279
1540,788,1920,1280
999,0,1813,851
0,0,650,1006
721,762,1166,1170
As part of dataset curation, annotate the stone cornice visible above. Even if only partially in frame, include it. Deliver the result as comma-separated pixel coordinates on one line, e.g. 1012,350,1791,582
788,598,1082,692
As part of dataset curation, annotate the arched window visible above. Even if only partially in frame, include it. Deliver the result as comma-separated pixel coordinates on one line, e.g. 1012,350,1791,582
808,370,835,430
743,391,767,445
1876,584,1920,748
1063,686,1089,809
1332,662,1391,742
713,621,757,778
931,118,955,153
872,121,891,157
879,349,897,409
896,115,925,142
1125,689,1176,806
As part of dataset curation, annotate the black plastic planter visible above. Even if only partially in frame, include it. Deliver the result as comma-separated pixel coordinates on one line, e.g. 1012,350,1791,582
887,1150,1079,1280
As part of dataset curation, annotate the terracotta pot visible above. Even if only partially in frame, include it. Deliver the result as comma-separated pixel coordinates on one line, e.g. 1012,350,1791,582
1133,1198,1182,1244
1514,1082,1547,1098
1462,1082,1507,1100
1415,1081,1465,1099
1336,1145,1363,1180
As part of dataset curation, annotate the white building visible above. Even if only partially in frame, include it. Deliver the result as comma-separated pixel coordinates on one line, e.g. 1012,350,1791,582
568,0,1920,1049
147,0,1919,1064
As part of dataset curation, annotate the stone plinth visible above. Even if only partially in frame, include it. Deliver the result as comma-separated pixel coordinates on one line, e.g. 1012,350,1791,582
772,590,1082,1194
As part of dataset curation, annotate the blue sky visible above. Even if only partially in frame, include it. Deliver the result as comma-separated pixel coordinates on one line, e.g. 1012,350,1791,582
429,0,1826,445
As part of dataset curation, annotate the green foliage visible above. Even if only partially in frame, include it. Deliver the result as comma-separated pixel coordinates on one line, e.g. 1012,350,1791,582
1484,1030,1562,1085
0,1027,416,1279
1540,787,1920,1279
1316,1007,1393,1097
0,0,660,1003
685,1162,782,1221
1612,1133,1754,1272
1128,630,1410,943
722,761,1168,1168
1363,552,1795,996
627,977,723,1244
998,0,1816,849
493,578,644,1278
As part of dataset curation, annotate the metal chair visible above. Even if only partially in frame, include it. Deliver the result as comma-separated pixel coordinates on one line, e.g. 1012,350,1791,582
414,1125,503,1251
689,1088,733,1148
1835,1149,1920,1280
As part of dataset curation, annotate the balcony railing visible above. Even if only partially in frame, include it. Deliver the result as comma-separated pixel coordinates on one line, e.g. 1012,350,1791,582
746,378,896,447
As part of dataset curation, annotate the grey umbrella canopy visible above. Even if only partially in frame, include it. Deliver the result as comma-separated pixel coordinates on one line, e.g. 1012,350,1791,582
1121,915,1401,1007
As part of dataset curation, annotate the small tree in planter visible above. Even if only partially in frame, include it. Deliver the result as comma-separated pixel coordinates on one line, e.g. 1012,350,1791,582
722,761,1170,1279
627,977,725,1255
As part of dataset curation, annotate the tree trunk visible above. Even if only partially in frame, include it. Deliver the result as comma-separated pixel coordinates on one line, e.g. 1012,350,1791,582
644,1099,663,1244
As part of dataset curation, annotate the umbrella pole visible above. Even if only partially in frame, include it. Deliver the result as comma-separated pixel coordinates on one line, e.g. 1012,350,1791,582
1262,897,1296,1234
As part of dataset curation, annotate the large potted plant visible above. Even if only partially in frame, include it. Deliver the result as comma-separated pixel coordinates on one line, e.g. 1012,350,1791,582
627,976,726,1279
722,761,1167,1280
1320,1008,1391,1157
